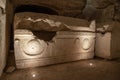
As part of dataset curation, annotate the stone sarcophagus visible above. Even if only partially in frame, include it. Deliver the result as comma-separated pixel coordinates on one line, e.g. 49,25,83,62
95,22,120,59
14,12,96,68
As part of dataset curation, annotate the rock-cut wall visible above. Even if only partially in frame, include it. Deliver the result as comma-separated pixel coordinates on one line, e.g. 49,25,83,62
0,0,6,77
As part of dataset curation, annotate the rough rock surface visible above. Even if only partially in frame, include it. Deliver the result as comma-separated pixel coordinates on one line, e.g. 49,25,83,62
0,0,6,77
91,0,117,9
96,5,115,23
8,0,120,24
114,1,120,22
89,0,120,23
12,0,86,18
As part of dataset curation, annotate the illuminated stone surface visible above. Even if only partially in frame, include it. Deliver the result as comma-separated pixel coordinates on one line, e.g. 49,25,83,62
0,0,6,77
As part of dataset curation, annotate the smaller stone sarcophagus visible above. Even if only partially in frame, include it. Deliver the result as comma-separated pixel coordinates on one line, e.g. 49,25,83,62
14,12,96,68
95,22,120,59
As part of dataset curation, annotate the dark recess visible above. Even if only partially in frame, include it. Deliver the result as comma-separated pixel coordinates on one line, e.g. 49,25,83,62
14,5,58,15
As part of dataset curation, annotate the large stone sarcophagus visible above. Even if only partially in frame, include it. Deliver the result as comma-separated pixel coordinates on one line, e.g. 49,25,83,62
14,12,96,68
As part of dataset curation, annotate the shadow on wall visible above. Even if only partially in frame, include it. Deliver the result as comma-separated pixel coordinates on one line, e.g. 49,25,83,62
14,5,59,15
82,0,97,21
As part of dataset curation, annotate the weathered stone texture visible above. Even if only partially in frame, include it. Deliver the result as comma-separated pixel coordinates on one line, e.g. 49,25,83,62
14,12,91,31
91,0,117,9
91,0,120,22
0,0,6,77
96,5,115,23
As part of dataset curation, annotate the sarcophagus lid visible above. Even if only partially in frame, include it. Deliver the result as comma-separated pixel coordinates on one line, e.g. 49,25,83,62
14,12,95,32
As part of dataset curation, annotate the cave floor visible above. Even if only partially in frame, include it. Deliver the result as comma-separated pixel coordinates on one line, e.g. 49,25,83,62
1,58,120,80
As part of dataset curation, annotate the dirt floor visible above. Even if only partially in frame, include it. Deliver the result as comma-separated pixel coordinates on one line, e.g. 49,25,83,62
0,52,120,80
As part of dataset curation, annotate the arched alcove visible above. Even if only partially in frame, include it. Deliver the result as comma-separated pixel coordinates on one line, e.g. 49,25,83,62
9,5,58,47
14,5,58,15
